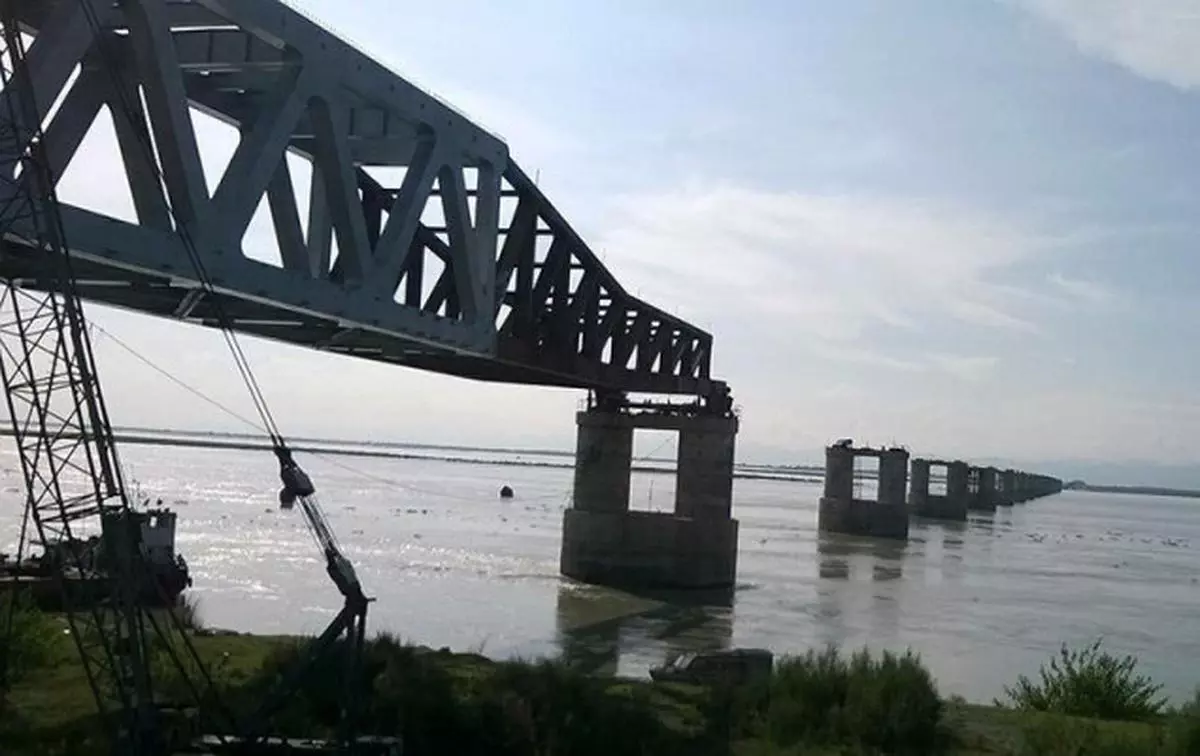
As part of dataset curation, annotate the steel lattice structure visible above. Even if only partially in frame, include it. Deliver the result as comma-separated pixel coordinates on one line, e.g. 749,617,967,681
0,6,157,749
0,0,727,400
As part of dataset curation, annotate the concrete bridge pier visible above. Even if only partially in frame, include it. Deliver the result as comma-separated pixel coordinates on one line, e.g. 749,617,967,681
560,402,739,591
818,442,910,540
1024,473,1063,500
910,458,969,521
995,468,1016,506
947,462,970,506
1012,472,1029,503
909,458,930,513
971,466,998,511
1047,475,1064,497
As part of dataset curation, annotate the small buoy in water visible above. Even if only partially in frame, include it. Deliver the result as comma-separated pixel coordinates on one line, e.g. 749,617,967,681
499,485,514,499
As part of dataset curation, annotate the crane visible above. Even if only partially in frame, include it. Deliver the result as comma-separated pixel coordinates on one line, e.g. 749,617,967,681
0,8,161,751
0,2,374,752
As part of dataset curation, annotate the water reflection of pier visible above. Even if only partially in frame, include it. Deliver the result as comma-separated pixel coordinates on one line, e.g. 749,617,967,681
553,582,734,677
812,533,910,648
816,533,908,582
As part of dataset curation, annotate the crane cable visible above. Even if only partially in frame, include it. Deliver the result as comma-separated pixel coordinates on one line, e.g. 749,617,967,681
74,0,286,454
74,0,357,560
63,8,364,737
88,321,682,508
67,5,686,521
89,319,569,502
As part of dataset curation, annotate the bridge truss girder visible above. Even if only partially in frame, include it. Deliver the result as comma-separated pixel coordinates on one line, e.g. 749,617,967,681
0,0,723,398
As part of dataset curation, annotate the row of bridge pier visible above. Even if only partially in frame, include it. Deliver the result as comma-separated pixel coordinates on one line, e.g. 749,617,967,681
558,400,1063,593
817,441,1063,540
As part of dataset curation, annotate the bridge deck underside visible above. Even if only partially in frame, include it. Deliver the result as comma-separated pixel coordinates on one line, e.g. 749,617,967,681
0,242,651,389
0,0,723,397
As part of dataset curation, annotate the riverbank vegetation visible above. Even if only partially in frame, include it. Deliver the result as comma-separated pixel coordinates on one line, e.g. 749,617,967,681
2,598,1198,755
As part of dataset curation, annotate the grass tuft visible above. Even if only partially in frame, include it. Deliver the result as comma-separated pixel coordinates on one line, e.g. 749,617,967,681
1,590,66,689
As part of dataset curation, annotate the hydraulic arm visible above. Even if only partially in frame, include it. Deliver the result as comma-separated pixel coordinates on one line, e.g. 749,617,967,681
277,447,366,605
240,447,372,748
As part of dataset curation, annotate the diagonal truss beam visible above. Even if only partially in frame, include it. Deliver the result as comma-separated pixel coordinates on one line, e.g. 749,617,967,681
0,0,724,398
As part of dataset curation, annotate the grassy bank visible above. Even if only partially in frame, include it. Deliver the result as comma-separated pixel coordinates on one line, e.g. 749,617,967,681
1,604,1198,755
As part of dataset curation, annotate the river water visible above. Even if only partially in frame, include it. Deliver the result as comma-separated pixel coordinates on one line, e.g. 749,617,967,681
2,442,1198,703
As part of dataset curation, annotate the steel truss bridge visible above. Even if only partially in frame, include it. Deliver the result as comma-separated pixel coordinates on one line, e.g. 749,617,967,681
0,0,727,401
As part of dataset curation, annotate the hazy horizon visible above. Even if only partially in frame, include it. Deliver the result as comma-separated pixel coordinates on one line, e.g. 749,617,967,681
79,421,1200,491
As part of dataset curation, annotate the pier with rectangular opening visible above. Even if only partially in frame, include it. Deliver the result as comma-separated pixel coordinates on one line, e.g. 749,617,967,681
818,441,910,540
815,440,1065,542
560,393,739,591
967,466,998,512
910,458,970,521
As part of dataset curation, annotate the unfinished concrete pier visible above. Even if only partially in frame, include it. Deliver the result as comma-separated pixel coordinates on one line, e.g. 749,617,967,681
909,458,969,521
996,468,1018,506
967,466,997,512
560,392,739,591
1019,474,1034,501
818,441,910,540
1026,473,1063,499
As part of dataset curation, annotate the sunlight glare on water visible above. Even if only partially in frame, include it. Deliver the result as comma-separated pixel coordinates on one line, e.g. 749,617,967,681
2,443,1198,702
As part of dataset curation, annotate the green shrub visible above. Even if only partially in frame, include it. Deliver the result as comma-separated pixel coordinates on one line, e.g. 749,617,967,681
478,658,675,756
1000,640,1166,721
760,645,942,754
367,637,485,755
1018,715,1164,756
844,647,943,752
230,634,686,755
0,590,63,688
229,635,346,738
1166,689,1200,756
699,671,771,745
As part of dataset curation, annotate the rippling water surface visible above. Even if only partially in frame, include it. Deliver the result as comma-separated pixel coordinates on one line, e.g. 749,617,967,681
2,443,1198,703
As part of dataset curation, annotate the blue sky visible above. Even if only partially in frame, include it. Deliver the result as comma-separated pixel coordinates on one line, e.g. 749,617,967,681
50,1,1200,480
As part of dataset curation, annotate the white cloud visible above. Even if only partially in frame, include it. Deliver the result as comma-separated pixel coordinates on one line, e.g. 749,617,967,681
594,182,1063,347
418,84,585,167
927,354,1000,381
1048,272,1114,305
809,344,925,373
805,344,1000,382
1015,0,1200,90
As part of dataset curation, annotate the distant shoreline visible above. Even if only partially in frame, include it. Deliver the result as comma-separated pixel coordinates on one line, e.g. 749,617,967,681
1068,483,1200,499
7,427,1195,497
0,428,823,485
109,426,834,475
